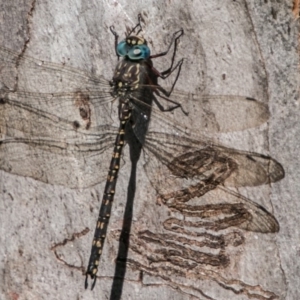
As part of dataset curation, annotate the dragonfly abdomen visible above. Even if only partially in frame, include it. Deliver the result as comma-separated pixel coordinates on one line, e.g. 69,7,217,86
85,104,130,289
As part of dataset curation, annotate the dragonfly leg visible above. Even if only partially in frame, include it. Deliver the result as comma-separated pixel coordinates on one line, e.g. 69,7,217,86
150,28,184,64
152,91,188,115
150,29,184,94
151,59,187,115
110,25,120,59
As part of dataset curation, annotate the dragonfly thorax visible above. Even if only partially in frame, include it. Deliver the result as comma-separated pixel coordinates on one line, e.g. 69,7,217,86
110,60,144,97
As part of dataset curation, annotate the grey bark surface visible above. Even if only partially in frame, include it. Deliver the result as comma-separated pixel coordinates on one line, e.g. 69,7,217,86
0,1,298,299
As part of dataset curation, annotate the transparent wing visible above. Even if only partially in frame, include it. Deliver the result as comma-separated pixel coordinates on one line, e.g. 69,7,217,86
144,132,284,188
0,46,111,94
137,88,270,134
0,131,116,188
0,46,118,188
143,133,283,233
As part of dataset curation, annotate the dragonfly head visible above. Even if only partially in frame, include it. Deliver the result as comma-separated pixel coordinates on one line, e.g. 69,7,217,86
116,36,150,60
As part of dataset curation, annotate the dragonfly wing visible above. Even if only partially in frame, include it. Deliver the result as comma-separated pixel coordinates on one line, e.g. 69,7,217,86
0,46,115,125
170,91,270,132
139,89,269,134
0,46,120,188
0,46,110,93
0,127,117,188
143,132,282,233
144,132,283,189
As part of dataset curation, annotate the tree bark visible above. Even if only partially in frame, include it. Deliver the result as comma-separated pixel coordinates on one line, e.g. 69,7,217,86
0,1,298,299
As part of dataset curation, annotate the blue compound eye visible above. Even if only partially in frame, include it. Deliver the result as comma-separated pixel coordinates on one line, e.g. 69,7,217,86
116,40,150,60
116,40,129,57
128,45,150,60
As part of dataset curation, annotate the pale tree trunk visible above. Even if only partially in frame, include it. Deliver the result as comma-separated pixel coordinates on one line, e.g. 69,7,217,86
0,1,298,299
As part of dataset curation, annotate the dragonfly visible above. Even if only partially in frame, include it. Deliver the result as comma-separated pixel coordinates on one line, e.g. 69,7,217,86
0,15,284,290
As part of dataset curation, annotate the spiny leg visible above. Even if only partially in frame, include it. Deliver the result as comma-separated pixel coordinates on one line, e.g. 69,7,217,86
149,29,185,98
149,30,185,112
150,28,184,77
150,59,187,115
